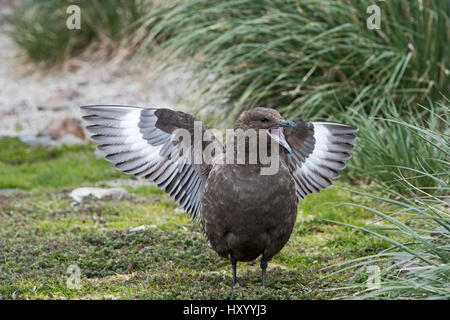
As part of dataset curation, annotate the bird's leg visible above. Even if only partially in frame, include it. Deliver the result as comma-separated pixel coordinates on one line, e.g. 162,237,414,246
230,254,238,287
260,257,268,288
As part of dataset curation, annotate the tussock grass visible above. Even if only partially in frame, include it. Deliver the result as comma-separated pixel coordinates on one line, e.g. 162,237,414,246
327,107,449,300
9,0,154,65
142,0,449,124
351,99,449,196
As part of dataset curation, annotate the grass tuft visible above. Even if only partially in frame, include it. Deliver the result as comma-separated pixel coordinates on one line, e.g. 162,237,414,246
351,99,449,196
8,0,155,65
327,106,449,300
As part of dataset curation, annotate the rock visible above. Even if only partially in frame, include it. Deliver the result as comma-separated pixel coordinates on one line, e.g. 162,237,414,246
60,133,84,145
17,133,84,148
69,187,130,204
129,225,157,232
0,188,25,197
1,108,16,117
97,178,154,188
94,148,106,159
18,135,60,147
68,63,81,73
43,118,85,140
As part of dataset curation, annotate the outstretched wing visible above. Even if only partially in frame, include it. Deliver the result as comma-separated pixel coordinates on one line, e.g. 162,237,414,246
283,119,358,200
81,105,222,221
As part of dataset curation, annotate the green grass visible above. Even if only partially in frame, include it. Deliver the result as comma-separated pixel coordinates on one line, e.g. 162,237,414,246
0,138,125,190
0,137,389,299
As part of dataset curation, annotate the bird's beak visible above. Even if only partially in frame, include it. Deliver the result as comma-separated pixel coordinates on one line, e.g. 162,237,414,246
267,127,292,153
279,120,298,130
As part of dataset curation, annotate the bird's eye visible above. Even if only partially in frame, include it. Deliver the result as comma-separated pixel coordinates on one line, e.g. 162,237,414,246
260,117,269,123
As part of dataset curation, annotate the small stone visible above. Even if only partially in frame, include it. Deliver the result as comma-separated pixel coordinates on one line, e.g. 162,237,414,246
18,135,60,147
129,225,157,232
0,189,25,197
95,149,106,159
69,187,130,203
98,178,154,188
60,133,84,145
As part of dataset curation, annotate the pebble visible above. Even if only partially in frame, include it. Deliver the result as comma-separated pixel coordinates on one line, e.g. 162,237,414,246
129,225,157,232
0,188,25,197
69,187,130,204
18,135,60,147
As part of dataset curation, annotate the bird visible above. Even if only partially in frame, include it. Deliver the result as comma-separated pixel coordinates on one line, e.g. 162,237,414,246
81,105,358,288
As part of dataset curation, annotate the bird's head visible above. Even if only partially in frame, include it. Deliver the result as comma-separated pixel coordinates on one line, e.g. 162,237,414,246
234,107,297,153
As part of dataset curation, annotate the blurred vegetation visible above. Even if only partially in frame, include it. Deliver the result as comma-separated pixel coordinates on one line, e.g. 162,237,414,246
9,0,155,65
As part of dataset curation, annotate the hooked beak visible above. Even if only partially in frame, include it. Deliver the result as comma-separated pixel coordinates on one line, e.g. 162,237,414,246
267,127,292,153
279,120,298,130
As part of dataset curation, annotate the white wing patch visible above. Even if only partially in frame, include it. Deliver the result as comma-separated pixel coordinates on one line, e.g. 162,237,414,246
82,105,205,221
288,121,357,199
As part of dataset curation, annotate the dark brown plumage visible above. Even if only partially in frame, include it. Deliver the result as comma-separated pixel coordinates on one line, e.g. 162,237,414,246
82,105,358,287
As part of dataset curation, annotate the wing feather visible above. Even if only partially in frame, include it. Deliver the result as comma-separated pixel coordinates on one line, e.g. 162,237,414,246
82,105,221,221
284,119,358,199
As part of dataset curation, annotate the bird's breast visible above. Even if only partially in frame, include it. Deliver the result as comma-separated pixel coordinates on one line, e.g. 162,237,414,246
203,163,294,209
200,163,298,261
